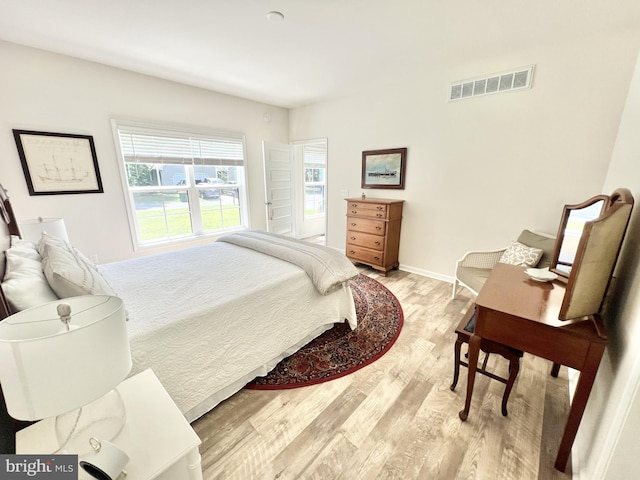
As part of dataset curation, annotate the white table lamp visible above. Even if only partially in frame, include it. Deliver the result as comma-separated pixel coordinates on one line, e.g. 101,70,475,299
0,295,131,453
19,217,69,243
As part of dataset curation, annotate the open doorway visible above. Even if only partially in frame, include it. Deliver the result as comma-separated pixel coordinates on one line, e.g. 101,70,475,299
262,138,327,242
294,139,327,244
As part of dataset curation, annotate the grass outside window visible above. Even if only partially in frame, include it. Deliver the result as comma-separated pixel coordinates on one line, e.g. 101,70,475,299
134,192,241,241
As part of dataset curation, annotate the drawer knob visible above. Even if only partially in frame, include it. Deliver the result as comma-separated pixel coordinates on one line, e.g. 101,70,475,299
376,226,382,230
375,241,381,246
351,210,357,214
374,256,381,260
376,213,382,217
351,223,357,227
350,236,356,240
349,250,356,254
376,206,383,210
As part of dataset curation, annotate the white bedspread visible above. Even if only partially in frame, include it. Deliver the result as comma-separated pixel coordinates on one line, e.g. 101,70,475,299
99,241,356,421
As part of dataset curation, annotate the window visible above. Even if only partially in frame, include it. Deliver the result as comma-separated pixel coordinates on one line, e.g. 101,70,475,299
112,120,248,248
303,144,326,218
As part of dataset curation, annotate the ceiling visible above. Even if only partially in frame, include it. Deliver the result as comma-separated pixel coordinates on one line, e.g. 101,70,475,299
1,1,640,108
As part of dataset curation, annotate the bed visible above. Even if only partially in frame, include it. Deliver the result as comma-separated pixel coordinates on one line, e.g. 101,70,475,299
0,184,358,422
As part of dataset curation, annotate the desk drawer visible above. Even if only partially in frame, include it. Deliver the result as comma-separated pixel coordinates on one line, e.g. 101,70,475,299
481,311,592,369
346,217,386,235
347,231,384,251
346,245,384,266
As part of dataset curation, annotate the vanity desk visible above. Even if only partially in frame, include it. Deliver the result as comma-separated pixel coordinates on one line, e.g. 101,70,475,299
459,263,606,472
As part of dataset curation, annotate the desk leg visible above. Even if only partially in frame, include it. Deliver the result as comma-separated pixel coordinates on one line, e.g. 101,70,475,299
554,342,606,472
459,333,481,421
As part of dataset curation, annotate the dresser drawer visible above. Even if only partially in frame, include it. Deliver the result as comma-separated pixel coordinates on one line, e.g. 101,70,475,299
346,202,388,219
346,245,384,266
347,231,384,251
346,217,386,235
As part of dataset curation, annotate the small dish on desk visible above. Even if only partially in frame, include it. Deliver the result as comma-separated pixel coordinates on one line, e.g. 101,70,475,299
525,267,558,282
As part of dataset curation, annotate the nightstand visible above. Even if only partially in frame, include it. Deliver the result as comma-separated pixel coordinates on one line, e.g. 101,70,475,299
16,369,203,480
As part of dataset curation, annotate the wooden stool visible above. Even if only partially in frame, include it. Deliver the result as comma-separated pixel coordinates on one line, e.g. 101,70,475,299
450,306,523,416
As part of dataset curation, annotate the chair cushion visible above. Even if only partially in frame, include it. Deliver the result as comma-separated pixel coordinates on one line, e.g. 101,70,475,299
499,241,543,267
517,230,556,268
456,266,492,294
464,311,476,332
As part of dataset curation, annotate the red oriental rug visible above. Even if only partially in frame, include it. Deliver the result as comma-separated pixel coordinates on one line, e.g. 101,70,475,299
245,274,403,389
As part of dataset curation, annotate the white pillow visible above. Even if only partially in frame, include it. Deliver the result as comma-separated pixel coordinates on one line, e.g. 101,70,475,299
6,241,41,261
39,233,117,299
1,247,59,311
11,235,37,249
37,232,95,267
499,241,544,267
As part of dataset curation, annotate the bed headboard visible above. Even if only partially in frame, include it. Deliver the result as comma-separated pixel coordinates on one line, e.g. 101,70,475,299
1,183,20,320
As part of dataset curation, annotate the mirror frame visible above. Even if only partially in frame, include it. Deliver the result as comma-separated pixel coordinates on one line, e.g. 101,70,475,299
549,194,609,278
559,188,634,320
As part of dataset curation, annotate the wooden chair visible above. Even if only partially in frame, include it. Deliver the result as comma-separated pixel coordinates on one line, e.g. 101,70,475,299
450,306,523,416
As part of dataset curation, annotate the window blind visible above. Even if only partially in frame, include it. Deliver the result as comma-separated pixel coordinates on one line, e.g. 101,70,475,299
118,129,245,167
303,144,326,168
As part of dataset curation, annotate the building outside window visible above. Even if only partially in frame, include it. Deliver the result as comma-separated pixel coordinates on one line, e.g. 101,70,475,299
112,120,248,248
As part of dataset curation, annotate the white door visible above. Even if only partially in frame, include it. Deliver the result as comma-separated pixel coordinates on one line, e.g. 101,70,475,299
263,141,295,236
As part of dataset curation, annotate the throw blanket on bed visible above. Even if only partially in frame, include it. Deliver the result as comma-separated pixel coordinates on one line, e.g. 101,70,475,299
217,231,358,295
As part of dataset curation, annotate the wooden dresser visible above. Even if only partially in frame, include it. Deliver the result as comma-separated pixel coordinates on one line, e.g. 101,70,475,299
345,197,404,275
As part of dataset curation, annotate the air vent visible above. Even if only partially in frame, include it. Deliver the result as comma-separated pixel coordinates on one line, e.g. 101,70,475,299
449,65,535,102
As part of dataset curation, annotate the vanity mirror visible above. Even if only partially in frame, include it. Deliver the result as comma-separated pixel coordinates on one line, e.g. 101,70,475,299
550,194,608,278
558,188,634,321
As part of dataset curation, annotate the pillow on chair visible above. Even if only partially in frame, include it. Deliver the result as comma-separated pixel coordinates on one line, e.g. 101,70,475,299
516,230,556,268
499,241,543,267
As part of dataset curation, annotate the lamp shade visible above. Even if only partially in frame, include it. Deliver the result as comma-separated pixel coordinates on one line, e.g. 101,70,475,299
19,217,69,243
0,295,131,421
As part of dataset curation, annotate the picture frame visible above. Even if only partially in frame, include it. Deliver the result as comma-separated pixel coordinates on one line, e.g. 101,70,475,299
361,147,407,189
13,129,104,195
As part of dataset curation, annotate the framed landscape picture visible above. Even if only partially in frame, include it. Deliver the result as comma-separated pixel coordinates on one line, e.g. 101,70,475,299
361,147,407,189
13,129,104,195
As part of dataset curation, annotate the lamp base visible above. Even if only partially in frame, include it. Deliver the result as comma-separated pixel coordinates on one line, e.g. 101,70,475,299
54,388,126,455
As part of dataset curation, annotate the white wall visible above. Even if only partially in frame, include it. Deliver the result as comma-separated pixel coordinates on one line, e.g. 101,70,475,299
571,48,640,480
290,32,640,279
0,40,289,263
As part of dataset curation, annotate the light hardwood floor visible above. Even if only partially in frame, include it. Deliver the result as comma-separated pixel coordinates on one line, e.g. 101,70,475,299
192,269,572,480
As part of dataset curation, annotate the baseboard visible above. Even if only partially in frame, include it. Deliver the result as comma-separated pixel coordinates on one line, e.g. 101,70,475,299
398,264,454,283
332,246,454,284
